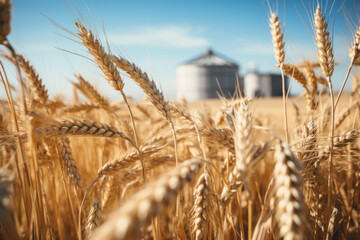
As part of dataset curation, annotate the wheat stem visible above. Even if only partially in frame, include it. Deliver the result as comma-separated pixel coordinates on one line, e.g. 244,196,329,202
280,65,289,142
334,59,354,109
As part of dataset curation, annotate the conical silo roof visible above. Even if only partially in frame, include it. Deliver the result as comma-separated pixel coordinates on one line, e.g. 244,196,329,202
181,48,238,67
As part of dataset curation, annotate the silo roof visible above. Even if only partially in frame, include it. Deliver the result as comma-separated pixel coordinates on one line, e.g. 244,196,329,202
181,48,238,67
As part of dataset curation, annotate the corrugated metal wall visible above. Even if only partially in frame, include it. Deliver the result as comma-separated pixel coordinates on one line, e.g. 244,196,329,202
176,65,240,101
244,72,286,98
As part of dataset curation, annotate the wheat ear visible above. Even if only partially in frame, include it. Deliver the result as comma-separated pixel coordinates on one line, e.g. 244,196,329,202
16,54,49,106
232,98,255,238
296,119,319,182
60,102,100,114
221,100,251,205
74,74,110,109
86,177,106,238
112,56,171,120
270,12,285,64
170,103,235,152
91,158,203,240
304,65,319,112
272,140,306,240
112,55,178,153
191,170,211,240
96,144,163,177
119,155,174,187
319,130,360,161
314,6,334,78
86,197,102,239
335,101,360,129
75,22,123,91
280,63,309,90
39,118,128,139
112,55,179,211
221,142,268,206
59,137,83,190
303,63,318,93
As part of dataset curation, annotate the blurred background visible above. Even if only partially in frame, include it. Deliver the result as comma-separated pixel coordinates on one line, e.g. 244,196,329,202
3,0,360,101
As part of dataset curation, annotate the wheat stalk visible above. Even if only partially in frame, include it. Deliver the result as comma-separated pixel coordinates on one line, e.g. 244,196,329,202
335,25,360,107
314,4,335,210
270,11,289,142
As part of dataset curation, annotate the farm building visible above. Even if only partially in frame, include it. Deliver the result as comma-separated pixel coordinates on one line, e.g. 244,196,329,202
244,71,288,98
176,48,287,100
176,49,242,101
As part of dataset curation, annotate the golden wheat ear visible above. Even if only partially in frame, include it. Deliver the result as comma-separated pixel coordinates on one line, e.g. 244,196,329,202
91,158,203,240
112,55,172,121
272,140,306,240
269,12,285,64
16,54,49,107
314,5,334,78
75,22,124,92
74,74,110,109
190,171,211,240
350,26,360,63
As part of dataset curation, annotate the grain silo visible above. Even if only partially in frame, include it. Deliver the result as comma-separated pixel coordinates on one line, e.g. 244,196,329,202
244,71,288,98
176,49,241,101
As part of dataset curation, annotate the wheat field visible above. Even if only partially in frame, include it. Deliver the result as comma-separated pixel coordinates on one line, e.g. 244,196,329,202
1,1,360,239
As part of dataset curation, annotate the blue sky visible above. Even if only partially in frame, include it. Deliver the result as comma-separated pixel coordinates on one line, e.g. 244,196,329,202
3,0,360,101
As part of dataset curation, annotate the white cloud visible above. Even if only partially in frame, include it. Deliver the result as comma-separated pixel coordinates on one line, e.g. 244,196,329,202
110,25,209,48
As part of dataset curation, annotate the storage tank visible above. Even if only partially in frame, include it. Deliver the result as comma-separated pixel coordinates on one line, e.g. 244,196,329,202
176,49,241,101
244,71,288,98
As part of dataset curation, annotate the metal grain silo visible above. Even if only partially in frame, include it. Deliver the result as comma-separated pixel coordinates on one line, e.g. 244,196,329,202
244,71,271,98
244,71,288,98
176,49,241,101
